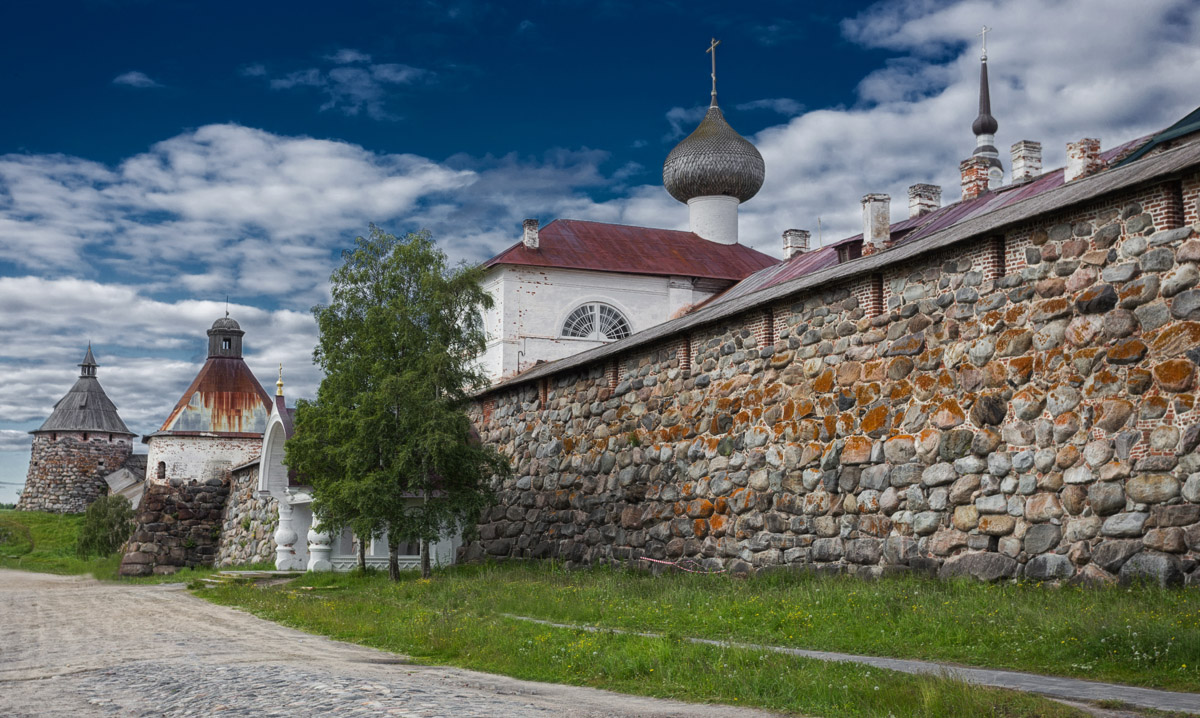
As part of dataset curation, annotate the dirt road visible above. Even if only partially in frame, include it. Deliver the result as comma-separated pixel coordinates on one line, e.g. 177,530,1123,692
0,569,779,717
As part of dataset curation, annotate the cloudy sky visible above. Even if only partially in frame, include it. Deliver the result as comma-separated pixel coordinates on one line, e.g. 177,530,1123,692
2,0,1199,502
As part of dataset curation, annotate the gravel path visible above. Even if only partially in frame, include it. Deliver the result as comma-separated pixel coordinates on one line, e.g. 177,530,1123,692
0,570,777,718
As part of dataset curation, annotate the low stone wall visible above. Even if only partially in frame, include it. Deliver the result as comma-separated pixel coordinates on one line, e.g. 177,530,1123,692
17,433,133,514
469,178,1200,588
119,478,230,576
216,464,277,567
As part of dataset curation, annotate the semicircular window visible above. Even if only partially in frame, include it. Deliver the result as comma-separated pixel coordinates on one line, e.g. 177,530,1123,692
561,303,631,341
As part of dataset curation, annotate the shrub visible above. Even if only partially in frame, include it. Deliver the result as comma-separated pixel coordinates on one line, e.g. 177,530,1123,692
76,495,135,557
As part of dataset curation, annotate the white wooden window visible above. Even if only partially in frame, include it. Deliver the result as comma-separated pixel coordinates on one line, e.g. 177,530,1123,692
562,303,631,341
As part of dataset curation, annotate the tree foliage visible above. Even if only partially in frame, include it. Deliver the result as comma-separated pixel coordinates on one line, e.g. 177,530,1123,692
285,227,508,578
76,494,135,557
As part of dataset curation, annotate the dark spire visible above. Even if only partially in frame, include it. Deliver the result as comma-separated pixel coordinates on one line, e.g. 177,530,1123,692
972,58,999,137
80,343,97,378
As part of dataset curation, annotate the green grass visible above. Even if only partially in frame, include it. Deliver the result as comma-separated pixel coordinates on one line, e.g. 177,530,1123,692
0,508,270,583
200,569,1088,718
456,561,1200,692
210,561,1200,693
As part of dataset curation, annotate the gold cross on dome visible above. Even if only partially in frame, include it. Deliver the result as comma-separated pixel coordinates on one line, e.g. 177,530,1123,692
977,25,991,60
707,38,721,98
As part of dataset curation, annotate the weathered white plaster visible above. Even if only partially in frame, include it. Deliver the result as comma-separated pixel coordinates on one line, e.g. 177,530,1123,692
687,194,739,244
145,434,262,486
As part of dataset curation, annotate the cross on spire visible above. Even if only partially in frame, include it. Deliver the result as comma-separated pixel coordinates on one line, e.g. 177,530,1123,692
977,25,991,61
706,37,721,105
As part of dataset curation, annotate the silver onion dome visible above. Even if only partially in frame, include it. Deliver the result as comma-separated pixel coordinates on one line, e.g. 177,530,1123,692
663,102,765,204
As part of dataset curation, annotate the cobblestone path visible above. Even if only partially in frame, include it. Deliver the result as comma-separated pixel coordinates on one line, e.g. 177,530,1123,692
0,570,776,718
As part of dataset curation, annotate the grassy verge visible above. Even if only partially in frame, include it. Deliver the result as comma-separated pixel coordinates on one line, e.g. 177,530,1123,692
210,561,1200,693
0,508,270,583
200,570,1088,718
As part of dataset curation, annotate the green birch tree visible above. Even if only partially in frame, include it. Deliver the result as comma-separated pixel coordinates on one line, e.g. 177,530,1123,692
285,226,508,579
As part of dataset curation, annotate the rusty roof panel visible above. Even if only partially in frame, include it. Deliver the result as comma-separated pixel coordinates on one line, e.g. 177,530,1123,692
484,219,778,281
159,357,272,435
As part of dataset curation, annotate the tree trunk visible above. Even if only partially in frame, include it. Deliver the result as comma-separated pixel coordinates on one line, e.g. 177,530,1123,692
420,539,431,579
388,530,400,581
356,535,366,572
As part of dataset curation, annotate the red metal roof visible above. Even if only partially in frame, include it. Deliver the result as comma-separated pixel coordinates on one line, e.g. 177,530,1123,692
158,357,273,435
484,219,778,281
709,135,1152,308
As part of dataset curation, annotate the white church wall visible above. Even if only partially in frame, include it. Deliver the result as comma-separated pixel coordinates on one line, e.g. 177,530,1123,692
478,265,725,383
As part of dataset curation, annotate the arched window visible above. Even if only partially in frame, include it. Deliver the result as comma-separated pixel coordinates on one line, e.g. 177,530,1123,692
157,462,166,481
562,303,631,341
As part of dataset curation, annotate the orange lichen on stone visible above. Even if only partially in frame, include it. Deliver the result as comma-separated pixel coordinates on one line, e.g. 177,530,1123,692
1007,356,1034,385
1151,322,1200,356
842,436,873,464
1154,359,1196,393
692,519,710,539
931,398,966,429
836,361,863,385
856,382,882,405
861,405,890,437
889,381,913,401
863,360,885,382
913,374,938,400
813,371,834,393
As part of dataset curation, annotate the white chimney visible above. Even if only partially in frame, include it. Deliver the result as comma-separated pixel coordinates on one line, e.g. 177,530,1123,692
862,194,891,253
1010,141,1043,183
522,219,539,249
783,229,810,259
1065,138,1102,182
907,184,941,219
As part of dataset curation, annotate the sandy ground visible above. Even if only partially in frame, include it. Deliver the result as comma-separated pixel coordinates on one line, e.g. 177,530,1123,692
0,569,779,717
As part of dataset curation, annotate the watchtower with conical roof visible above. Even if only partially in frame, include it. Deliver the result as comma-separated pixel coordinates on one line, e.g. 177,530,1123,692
17,346,136,513
143,315,271,488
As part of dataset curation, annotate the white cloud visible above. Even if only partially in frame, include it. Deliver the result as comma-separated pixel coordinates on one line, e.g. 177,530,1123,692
0,430,30,452
112,71,162,89
736,98,804,116
0,278,318,434
249,50,434,120
731,0,1200,251
664,105,708,140
326,48,372,64
3,0,1200,443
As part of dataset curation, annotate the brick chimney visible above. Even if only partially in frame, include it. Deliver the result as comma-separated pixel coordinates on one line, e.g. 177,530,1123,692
960,155,991,201
1065,138,1102,182
782,229,810,259
1010,140,1042,183
862,194,890,254
907,184,941,219
522,218,539,249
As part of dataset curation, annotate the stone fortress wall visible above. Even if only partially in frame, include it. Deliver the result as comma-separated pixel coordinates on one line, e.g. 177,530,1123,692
467,171,1200,586
215,464,278,567
119,478,231,576
16,432,133,513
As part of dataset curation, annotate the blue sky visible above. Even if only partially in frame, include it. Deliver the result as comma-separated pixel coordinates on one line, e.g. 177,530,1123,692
2,0,1200,502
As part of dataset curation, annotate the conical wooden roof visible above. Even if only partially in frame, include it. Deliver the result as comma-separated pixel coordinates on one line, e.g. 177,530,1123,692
35,348,134,435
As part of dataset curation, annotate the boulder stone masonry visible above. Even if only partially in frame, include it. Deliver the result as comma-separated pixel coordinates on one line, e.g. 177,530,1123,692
468,173,1200,588
17,433,132,513
119,478,230,576
215,464,278,567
